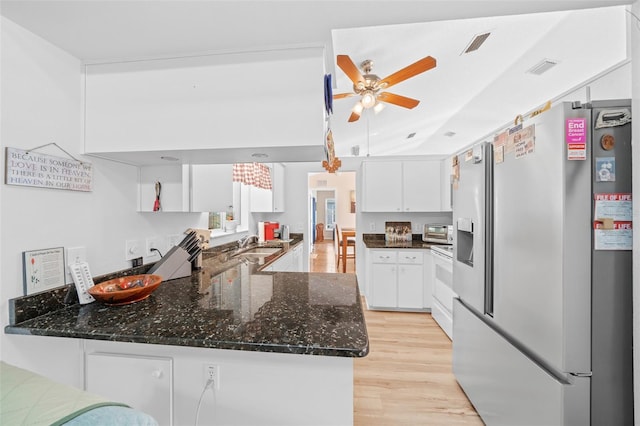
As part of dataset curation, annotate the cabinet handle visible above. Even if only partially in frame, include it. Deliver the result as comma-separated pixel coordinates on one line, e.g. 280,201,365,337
151,369,163,379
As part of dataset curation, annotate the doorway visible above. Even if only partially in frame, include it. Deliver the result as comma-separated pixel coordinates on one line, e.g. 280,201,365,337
308,171,357,268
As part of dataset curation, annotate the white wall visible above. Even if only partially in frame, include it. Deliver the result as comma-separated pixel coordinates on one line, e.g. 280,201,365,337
0,17,207,383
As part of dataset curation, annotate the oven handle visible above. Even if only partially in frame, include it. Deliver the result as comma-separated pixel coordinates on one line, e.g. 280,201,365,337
431,249,453,264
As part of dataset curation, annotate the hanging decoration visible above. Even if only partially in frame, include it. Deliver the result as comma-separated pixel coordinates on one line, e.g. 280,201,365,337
232,163,273,189
322,129,341,173
5,144,93,192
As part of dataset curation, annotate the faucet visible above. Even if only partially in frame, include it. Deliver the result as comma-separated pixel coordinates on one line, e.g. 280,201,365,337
238,234,259,248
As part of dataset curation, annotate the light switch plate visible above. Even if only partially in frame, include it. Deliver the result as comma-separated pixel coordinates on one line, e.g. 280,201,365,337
125,239,144,261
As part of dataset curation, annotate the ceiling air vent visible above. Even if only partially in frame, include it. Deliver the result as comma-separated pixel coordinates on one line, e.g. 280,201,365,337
462,32,491,54
406,132,416,139
527,59,559,76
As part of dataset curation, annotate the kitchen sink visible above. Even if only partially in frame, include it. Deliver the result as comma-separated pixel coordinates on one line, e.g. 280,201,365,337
232,247,281,258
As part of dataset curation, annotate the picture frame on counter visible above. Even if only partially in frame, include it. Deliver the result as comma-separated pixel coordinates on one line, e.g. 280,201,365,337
22,247,65,295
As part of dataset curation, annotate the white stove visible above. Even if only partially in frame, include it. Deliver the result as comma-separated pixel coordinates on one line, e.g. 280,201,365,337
431,244,453,258
431,244,455,340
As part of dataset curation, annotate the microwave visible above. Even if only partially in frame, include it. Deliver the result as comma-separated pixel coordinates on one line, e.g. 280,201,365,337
423,224,453,244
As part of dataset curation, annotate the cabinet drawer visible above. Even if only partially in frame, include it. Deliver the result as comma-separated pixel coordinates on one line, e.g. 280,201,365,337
434,279,456,313
371,250,397,263
397,251,423,265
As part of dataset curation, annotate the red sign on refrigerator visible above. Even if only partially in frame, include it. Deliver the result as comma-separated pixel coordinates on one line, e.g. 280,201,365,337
566,118,587,161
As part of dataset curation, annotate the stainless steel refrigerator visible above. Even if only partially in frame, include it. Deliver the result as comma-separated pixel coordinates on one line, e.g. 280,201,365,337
452,100,633,425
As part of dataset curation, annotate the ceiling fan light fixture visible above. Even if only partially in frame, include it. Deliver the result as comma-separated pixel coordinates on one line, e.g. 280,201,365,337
352,102,364,115
373,102,385,114
361,91,377,109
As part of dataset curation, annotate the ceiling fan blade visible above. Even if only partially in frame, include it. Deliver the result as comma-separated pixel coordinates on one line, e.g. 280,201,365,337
348,111,362,122
378,56,436,89
333,92,357,100
377,92,421,109
337,55,364,85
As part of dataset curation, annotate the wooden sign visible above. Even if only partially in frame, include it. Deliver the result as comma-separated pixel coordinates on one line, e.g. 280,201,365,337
5,147,93,192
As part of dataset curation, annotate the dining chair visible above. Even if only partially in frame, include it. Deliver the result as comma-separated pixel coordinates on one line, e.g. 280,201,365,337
334,224,355,272
315,223,324,242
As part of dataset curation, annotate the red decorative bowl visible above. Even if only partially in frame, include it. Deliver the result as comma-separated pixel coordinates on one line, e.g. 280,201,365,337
88,274,163,305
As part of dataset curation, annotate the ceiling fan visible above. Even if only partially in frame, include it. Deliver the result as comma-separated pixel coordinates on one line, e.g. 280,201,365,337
333,54,437,122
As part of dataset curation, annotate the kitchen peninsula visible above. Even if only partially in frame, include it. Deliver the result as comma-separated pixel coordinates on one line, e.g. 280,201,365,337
5,237,368,425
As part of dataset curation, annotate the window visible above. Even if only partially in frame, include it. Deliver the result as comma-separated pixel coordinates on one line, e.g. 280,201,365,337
209,182,249,236
325,198,336,230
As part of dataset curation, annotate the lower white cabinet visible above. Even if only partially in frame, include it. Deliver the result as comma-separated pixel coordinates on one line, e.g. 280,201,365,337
86,352,173,425
263,244,303,272
368,249,432,311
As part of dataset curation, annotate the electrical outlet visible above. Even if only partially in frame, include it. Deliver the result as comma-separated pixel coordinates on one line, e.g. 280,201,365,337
125,239,144,261
203,364,220,389
369,222,376,231
146,236,165,258
168,234,182,247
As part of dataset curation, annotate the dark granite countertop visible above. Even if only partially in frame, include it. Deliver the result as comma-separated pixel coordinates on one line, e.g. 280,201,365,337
363,233,449,250
5,236,369,358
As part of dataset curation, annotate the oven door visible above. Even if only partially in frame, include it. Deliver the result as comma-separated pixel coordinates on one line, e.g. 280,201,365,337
431,249,455,339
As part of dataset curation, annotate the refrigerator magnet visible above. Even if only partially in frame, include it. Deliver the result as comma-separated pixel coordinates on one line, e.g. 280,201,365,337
595,157,615,182
600,134,615,150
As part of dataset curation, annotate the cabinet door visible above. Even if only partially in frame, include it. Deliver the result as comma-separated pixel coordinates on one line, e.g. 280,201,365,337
402,160,441,212
397,264,424,309
269,251,293,271
362,161,402,212
440,158,453,212
190,164,233,212
86,353,172,425
371,263,397,307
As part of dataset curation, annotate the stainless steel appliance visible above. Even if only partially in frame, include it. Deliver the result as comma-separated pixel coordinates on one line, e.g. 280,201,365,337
452,100,633,425
430,245,455,339
422,224,453,244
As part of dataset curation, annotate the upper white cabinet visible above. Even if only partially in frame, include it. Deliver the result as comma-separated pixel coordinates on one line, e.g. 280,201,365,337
138,164,232,212
84,48,325,165
403,160,441,212
361,161,402,212
440,157,453,212
361,160,442,212
250,163,285,213
190,164,234,212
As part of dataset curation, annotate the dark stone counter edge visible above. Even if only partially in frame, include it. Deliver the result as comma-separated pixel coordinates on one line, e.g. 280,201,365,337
5,326,369,358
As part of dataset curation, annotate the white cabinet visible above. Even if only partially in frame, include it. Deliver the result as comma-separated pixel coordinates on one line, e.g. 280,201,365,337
403,161,441,212
361,161,402,212
190,164,233,212
440,157,453,211
368,249,430,311
138,164,232,212
86,352,173,425
250,163,285,212
361,160,442,212
264,244,303,272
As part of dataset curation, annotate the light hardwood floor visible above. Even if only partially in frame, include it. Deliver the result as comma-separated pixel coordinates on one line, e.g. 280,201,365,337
310,241,483,425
